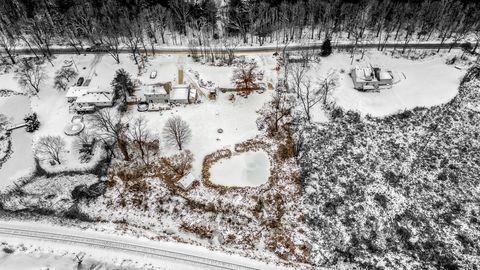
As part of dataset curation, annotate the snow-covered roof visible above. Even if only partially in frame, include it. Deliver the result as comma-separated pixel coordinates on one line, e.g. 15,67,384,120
177,172,195,189
378,71,393,80
353,66,376,83
66,86,89,99
66,86,112,99
143,85,167,96
170,85,190,101
75,92,113,104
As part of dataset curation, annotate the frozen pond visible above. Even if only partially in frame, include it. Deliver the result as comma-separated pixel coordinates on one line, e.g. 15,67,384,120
0,95,34,190
209,151,270,187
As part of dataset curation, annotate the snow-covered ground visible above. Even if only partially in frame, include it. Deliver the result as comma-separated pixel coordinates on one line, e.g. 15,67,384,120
0,220,289,270
0,95,33,189
210,150,270,187
309,50,465,117
132,91,271,176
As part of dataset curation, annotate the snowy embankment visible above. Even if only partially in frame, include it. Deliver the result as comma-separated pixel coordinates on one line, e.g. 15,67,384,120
0,220,289,270
309,50,465,118
209,151,270,187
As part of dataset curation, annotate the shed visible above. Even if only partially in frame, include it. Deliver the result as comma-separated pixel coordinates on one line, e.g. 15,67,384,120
177,172,196,189
170,84,191,104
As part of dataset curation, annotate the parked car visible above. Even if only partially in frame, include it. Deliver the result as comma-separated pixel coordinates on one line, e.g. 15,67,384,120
85,44,110,52
77,77,85,86
150,71,157,79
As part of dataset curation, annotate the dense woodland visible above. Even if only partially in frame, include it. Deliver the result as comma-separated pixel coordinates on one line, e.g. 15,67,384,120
1,0,480,64
299,67,480,268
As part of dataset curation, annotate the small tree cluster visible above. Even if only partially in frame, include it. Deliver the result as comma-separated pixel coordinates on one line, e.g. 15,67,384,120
54,67,78,91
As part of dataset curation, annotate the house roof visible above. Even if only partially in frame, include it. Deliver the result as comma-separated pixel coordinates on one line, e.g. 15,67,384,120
353,66,377,83
75,92,113,104
143,85,167,96
170,85,190,100
66,86,89,99
66,86,112,99
378,71,393,80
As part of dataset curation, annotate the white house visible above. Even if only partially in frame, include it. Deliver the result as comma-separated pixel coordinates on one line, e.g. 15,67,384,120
350,65,393,91
66,85,114,112
169,84,192,104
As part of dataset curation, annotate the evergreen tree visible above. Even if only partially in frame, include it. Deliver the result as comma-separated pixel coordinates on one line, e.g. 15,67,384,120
320,38,332,57
24,112,40,132
111,69,134,110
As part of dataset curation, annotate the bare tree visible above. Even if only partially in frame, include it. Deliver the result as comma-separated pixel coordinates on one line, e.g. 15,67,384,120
232,61,261,95
223,40,238,66
18,59,45,95
35,135,67,165
169,0,191,36
127,116,159,165
0,17,18,64
54,67,78,91
257,87,294,136
90,108,130,161
288,63,308,97
163,116,191,151
298,79,322,122
319,70,338,105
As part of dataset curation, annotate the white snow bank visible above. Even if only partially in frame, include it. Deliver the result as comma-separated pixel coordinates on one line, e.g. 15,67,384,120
209,151,270,187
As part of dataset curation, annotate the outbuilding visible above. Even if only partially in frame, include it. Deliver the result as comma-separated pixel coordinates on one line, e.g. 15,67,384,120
177,172,196,190
170,84,191,104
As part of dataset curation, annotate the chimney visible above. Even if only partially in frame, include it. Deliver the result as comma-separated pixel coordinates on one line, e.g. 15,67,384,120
178,68,184,85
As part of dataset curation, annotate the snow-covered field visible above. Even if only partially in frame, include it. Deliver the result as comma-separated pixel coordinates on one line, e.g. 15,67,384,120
210,150,270,187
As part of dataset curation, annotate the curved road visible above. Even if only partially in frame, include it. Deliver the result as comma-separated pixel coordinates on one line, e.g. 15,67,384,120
0,222,282,270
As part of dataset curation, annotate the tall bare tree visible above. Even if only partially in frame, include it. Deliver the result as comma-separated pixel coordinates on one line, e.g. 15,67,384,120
127,116,159,165
298,79,322,122
90,108,130,161
35,135,67,165
163,116,191,151
18,59,45,95
257,87,294,136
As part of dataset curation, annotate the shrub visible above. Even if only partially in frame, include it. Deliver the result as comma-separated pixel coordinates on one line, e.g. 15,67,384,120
64,205,93,222
320,38,332,57
24,113,40,132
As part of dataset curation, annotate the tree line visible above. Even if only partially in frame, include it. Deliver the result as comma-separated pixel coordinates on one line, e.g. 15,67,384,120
1,0,480,64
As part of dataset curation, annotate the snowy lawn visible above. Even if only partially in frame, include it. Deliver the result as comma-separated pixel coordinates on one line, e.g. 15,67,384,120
0,95,33,189
310,50,465,117
209,151,270,187
129,91,271,175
